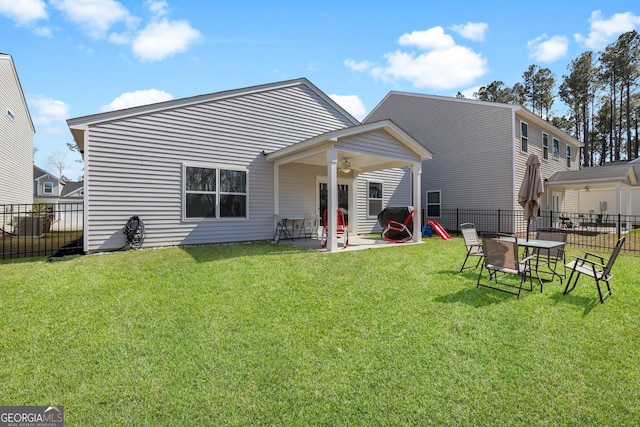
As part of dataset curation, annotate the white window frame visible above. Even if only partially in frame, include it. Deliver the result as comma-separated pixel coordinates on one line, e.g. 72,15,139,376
43,181,54,194
183,163,248,221
566,145,571,168
552,137,560,159
426,190,441,218
367,181,383,218
542,133,549,160
520,121,528,152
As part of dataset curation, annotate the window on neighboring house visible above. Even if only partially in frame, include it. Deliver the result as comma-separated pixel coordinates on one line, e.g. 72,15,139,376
184,165,247,219
521,121,528,152
426,190,441,217
7,110,15,120
43,182,53,194
566,145,571,168
368,181,383,217
542,133,549,160
553,137,560,158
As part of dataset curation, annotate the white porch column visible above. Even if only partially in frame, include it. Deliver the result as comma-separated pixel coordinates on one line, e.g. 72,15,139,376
273,164,280,228
412,161,422,243
327,149,338,251
616,181,622,215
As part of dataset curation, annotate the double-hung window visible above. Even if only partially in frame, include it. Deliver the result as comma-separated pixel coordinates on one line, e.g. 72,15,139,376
184,165,247,219
566,146,571,168
553,137,560,158
542,133,549,160
426,190,441,217
43,181,53,194
368,181,383,217
520,121,528,152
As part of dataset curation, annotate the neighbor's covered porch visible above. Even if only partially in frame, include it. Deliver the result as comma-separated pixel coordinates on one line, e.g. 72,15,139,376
265,120,433,252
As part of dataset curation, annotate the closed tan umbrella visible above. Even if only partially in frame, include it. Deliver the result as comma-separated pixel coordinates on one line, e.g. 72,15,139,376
518,154,544,240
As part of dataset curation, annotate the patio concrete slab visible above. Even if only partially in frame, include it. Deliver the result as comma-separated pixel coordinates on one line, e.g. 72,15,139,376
273,235,424,252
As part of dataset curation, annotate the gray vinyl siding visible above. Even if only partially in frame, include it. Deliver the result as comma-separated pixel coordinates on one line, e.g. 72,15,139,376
356,168,410,233
366,93,515,211
83,83,354,252
0,55,34,205
335,129,418,161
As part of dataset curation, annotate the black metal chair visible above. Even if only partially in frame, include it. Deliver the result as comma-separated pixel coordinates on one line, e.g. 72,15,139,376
477,238,534,297
564,237,625,303
533,230,567,286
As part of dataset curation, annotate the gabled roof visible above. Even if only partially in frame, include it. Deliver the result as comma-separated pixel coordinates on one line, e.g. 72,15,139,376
0,53,35,134
60,181,84,198
67,78,360,153
33,165,60,182
366,91,583,148
547,163,639,187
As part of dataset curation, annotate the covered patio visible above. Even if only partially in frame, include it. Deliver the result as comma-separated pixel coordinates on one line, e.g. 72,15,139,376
266,120,433,252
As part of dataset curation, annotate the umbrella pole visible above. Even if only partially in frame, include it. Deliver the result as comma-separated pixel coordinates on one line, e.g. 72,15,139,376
526,219,530,241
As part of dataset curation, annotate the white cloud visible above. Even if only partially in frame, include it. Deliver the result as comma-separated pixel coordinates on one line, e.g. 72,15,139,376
528,34,569,62
0,0,47,25
329,94,367,121
344,59,375,72
459,86,482,99
574,10,640,49
50,0,138,39
398,27,455,50
28,96,70,134
450,22,488,41
348,26,488,91
146,0,169,18
100,89,174,112
131,18,202,61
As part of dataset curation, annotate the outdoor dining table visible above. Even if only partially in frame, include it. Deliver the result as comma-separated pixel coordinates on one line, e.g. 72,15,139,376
497,236,566,288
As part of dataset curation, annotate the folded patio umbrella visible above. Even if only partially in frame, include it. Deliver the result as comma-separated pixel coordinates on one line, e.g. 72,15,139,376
518,154,544,241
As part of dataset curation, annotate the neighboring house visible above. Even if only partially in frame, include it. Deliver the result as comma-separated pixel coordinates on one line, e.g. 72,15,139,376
0,53,34,205
67,78,431,253
33,165,84,231
365,92,583,229
34,165,64,202
546,160,640,221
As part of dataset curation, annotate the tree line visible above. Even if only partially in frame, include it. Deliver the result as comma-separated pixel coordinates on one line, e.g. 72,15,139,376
458,30,640,168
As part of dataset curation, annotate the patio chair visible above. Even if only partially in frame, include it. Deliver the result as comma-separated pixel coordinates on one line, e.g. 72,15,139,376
460,223,483,271
301,216,319,240
476,238,534,297
564,237,625,303
321,209,348,248
378,206,414,243
273,215,294,242
533,229,567,285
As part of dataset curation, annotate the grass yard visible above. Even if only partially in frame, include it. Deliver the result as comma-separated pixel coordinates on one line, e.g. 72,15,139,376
1,238,639,426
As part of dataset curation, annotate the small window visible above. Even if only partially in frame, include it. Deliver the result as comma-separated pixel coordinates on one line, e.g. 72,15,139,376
426,190,441,217
566,145,571,168
521,121,528,152
553,137,560,158
368,182,383,217
43,181,53,194
7,110,15,120
542,133,549,160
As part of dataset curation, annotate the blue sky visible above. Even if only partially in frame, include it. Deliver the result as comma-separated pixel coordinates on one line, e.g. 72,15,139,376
2,0,640,181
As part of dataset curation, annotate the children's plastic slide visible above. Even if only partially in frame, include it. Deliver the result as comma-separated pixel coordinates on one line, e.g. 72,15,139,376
427,220,453,240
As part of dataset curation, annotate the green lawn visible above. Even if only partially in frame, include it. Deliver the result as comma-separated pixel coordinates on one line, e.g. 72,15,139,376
1,239,639,426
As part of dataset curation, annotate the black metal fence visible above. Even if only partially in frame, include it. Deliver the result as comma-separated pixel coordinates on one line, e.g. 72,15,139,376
425,209,640,254
1,203,83,260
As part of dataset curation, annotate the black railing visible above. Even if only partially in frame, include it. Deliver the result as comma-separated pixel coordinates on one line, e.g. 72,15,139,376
1,203,83,260
425,209,640,253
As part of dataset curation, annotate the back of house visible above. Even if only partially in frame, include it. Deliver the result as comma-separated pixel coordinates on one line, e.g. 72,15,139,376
365,92,582,221
0,53,34,205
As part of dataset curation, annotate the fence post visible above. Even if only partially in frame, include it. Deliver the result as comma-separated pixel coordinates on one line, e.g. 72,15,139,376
456,209,459,236
498,209,501,234
618,213,621,240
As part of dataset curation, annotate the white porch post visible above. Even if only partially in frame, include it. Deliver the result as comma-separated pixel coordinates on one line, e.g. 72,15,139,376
616,181,622,216
327,149,338,251
273,164,280,228
412,161,422,243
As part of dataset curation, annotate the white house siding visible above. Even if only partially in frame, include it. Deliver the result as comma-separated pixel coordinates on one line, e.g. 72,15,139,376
80,82,355,252
0,55,34,205
365,93,515,211
579,187,640,217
